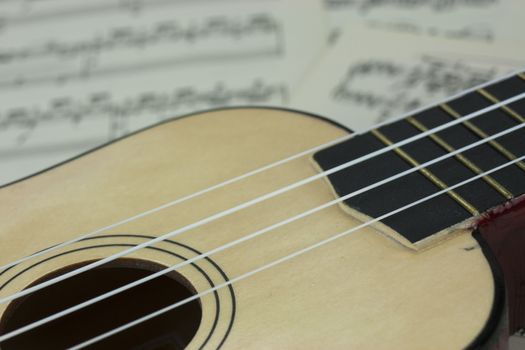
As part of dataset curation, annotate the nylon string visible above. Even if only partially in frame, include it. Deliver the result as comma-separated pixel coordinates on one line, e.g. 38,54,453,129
0,67,521,276
69,154,525,349
1,90,523,308
0,134,352,273
0,95,524,343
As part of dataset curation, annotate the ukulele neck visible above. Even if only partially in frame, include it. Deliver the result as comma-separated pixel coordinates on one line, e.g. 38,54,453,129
314,72,525,250
315,71,525,334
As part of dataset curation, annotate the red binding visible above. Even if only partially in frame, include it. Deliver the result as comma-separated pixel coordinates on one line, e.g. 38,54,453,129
478,196,525,335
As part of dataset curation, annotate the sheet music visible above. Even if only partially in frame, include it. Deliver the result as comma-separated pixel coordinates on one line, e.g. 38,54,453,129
0,0,326,185
324,0,523,44
291,22,525,132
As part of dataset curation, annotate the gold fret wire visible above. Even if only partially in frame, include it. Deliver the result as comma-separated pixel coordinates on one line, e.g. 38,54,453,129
406,116,513,200
518,72,525,81
371,129,479,215
440,103,525,172
478,88,525,123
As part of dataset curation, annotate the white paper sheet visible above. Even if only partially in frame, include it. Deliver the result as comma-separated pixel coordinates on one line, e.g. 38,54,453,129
324,0,524,45
291,22,525,132
0,0,326,185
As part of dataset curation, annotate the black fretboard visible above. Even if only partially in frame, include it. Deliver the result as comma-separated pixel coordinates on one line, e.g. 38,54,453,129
314,72,525,249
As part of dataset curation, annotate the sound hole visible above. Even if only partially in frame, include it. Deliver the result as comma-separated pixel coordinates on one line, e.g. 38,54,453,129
0,259,202,349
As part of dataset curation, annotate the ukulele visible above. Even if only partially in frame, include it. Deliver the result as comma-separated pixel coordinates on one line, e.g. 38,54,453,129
0,72,524,350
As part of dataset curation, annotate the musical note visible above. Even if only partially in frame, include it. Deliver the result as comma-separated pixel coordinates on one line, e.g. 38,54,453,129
323,0,517,45
325,0,498,13
0,0,237,31
0,14,280,64
0,79,288,143
291,22,525,131
365,20,494,42
0,14,283,89
0,0,325,185
331,57,497,121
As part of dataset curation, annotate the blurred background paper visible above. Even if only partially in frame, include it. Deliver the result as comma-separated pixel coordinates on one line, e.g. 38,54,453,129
324,0,524,44
291,22,525,132
0,0,325,185
0,0,524,343
0,0,525,191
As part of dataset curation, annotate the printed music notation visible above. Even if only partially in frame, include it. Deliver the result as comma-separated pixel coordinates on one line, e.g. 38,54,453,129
291,22,525,132
0,80,288,144
323,0,515,44
365,20,493,42
324,0,497,13
0,0,326,185
0,15,280,64
332,56,497,122
0,0,267,30
0,14,283,89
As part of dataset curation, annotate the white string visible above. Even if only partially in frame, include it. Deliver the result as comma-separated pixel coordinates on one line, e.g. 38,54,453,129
1,91,524,307
0,134,352,273
1,115,524,342
68,153,525,350
1,67,521,275
362,67,525,132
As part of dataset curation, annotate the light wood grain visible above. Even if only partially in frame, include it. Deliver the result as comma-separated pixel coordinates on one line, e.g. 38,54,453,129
0,108,496,349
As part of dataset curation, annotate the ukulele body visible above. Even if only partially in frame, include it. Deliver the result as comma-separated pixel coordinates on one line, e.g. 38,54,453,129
0,108,516,349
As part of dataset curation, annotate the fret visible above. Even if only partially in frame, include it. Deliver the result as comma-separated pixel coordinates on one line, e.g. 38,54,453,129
486,74,525,101
409,105,525,198
370,128,479,215
377,115,511,214
313,72,525,249
478,88,525,123
440,103,525,172
314,129,476,245
406,116,513,200
519,72,525,81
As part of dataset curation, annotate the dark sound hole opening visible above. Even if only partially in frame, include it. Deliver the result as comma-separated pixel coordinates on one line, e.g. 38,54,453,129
0,258,202,350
